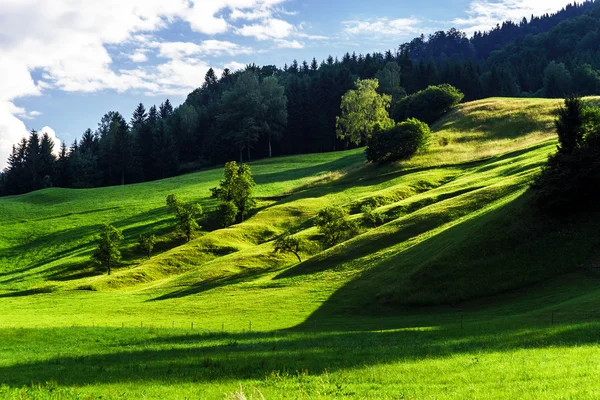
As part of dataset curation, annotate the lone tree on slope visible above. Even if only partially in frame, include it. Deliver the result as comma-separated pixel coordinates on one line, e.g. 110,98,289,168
91,223,124,276
137,234,157,260
167,194,203,242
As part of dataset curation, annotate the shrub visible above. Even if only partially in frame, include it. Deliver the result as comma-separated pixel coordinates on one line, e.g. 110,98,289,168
314,206,359,247
366,118,431,164
361,205,386,227
392,84,464,124
218,201,239,228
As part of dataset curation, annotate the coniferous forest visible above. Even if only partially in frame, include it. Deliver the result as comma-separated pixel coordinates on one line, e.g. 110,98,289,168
1,1,599,196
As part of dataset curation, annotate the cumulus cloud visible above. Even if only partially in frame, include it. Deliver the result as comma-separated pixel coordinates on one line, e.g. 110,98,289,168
237,18,295,40
0,0,303,168
453,0,575,34
343,17,421,37
128,51,149,63
0,103,28,170
276,39,304,49
40,126,61,156
153,40,254,59
224,61,247,72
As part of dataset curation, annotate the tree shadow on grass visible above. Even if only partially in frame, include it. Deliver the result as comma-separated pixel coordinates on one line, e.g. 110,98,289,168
149,265,281,301
0,320,599,388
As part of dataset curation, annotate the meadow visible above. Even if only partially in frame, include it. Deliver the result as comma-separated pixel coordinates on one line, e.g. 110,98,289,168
2,98,600,399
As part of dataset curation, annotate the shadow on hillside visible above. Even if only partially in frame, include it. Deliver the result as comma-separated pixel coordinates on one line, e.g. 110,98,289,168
292,189,600,329
276,183,524,282
0,320,599,388
252,153,365,187
149,266,281,301
0,208,180,286
271,142,552,210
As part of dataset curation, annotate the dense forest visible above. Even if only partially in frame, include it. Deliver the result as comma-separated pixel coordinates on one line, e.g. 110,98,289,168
1,1,598,196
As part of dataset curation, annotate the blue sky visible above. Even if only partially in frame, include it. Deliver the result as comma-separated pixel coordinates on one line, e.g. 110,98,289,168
0,0,576,168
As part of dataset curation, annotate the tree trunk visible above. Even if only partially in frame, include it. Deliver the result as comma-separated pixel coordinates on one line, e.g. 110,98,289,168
239,147,243,163
121,169,125,186
247,136,251,161
293,252,302,262
107,259,111,276
268,132,272,158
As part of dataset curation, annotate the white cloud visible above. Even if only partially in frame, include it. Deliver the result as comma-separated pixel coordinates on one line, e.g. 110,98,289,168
343,17,421,37
453,0,575,34
276,39,304,49
128,51,149,63
153,40,254,59
237,18,295,40
224,61,247,72
0,102,28,170
40,126,61,156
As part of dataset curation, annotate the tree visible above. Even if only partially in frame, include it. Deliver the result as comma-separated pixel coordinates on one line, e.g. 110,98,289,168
260,77,288,158
137,234,156,260
24,130,41,191
91,224,123,276
533,97,600,213
336,79,394,145
217,71,262,162
366,118,432,164
314,206,359,246
555,96,584,153
166,194,203,242
274,234,305,262
210,162,256,225
39,132,56,187
543,61,572,98
375,62,405,103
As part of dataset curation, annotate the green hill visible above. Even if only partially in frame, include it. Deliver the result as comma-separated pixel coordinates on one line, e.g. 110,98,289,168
2,97,600,399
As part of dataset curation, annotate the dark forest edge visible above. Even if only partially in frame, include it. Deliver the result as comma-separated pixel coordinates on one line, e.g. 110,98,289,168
1,1,598,197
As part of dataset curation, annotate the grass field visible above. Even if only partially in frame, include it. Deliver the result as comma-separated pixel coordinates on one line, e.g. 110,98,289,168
2,97,600,399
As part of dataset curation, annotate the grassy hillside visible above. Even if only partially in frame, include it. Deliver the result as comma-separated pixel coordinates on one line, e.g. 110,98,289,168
2,97,600,399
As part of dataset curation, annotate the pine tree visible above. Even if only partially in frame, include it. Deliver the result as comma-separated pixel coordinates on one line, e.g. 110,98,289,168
39,132,56,187
24,130,41,191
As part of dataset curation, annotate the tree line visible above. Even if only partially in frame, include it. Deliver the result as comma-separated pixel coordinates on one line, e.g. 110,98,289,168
2,1,599,197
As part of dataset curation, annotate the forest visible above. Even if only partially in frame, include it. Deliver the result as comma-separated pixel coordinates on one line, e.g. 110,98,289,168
1,1,598,196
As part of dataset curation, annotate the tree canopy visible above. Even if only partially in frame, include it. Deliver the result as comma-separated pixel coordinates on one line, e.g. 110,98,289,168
336,79,394,145
91,224,124,276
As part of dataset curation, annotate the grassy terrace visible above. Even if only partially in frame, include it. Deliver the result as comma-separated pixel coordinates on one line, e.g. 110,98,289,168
2,98,600,399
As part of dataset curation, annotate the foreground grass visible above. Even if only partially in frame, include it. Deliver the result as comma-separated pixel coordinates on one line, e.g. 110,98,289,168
2,97,600,398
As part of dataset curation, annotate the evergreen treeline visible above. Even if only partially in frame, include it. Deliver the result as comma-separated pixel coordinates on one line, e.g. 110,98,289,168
1,1,599,196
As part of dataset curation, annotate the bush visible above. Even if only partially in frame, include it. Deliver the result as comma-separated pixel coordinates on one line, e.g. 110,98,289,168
361,205,386,227
218,201,239,227
366,118,431,164
391,84,464,124
314,206,359,247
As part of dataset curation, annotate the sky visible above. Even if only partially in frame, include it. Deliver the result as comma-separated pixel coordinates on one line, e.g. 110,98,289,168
0,0,577,169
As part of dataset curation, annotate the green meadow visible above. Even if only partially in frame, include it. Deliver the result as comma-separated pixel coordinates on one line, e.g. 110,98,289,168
2,98,600,399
